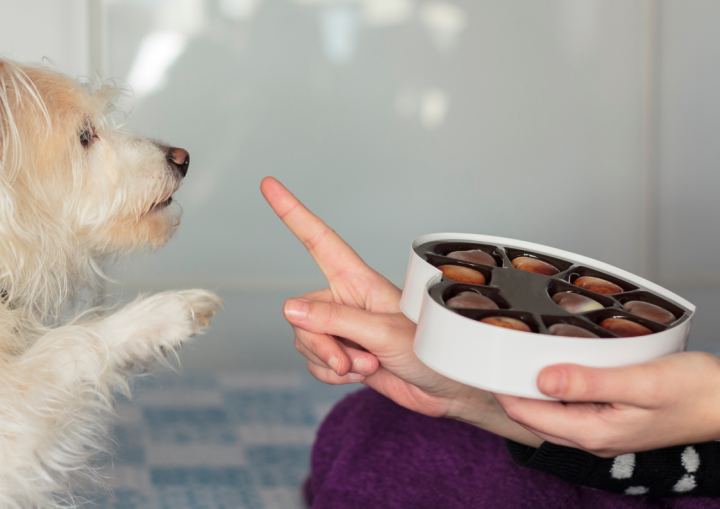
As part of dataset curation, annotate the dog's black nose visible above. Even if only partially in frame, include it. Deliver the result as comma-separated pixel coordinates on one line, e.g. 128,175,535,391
167,147,190,178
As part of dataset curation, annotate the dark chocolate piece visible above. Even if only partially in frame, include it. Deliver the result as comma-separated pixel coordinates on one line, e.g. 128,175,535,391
574,276,623,295
512,257,559,276
438,265,487,285
548,323,599,338
623,301,675,325
447,249,497,267
446,291,499,310
600,318,652,337
552,292,603,313
480,316,532,332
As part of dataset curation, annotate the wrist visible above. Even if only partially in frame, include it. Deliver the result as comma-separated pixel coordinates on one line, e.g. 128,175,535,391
447,388,544,448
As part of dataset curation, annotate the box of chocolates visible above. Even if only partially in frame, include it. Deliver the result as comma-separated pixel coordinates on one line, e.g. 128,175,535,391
399,234,695,400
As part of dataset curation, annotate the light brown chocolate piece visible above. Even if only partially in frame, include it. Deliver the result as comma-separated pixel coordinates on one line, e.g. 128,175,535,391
480,316,532,332
511,257,559,276
548,323,599,338
552,292,603,313
447,249,497,267
600,318,652,337
574,276,623,295
438,265,487,285
446,291,499,310
623,301,675,325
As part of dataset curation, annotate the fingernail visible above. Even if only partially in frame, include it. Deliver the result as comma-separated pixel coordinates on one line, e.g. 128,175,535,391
284,299,309,320
348,373,365,383
540,370,566,396
354,358,371,375
327,356,340,374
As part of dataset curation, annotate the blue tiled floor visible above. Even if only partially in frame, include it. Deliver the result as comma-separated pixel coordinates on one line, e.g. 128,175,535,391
87,371,357,509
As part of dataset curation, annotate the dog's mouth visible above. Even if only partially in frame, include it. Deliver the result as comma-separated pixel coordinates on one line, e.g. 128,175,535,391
150,195,173,212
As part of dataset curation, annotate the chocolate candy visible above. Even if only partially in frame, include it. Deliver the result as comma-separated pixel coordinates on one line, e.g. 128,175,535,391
600,318,652,337
574,276,623,295
447,249,497,266
552,292,603,313
439,265,487,285
446,291,499,310
424,240,688,341
623,301,675,325
511,257,559,276
548,323,599,338
480,316,532,332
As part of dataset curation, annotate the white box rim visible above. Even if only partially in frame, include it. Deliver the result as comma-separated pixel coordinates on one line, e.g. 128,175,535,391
401,233,695,399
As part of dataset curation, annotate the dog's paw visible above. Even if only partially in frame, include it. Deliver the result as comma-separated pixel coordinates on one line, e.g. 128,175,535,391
176,289,222,331
99,289,223,368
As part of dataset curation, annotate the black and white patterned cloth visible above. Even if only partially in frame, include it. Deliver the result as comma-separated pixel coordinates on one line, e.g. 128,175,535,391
507,439,720,497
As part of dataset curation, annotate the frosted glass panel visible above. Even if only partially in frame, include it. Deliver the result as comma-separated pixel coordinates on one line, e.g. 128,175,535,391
108,0,647,285
105,0,651,368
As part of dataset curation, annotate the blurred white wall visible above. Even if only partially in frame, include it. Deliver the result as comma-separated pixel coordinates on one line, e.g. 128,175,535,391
0,0,91,76
654,0,720,355
657,0,720,284
2,0,720,370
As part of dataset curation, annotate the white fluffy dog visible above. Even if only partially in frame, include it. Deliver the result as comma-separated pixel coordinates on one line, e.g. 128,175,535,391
0,59,222,508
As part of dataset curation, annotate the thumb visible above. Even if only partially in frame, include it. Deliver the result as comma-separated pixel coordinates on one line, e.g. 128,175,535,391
537,362,660,406
283,297,410,354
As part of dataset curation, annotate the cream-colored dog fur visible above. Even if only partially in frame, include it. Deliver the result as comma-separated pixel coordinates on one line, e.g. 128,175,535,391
0,59,221,508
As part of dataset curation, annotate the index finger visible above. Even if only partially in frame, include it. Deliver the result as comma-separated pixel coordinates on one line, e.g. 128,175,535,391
261,177,367,282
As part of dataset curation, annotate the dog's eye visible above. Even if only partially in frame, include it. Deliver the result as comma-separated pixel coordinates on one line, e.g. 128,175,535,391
79,122,98,148
79,128,92,147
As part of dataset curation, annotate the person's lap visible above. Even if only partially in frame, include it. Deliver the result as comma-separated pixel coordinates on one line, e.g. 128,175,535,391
306,388,719,509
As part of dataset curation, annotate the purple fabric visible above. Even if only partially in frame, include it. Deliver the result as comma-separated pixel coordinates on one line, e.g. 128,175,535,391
305,388,720,509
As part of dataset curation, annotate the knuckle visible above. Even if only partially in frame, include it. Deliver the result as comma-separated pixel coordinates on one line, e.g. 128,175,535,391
375,316,396,341
301,226,329,252
333,356,346,373
376,313,409,342
307,361,335,385
303,334,320,356
307,336,335,367
319,302,341,327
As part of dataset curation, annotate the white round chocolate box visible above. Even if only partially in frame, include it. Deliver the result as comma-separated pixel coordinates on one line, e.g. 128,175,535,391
400,234,695,400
